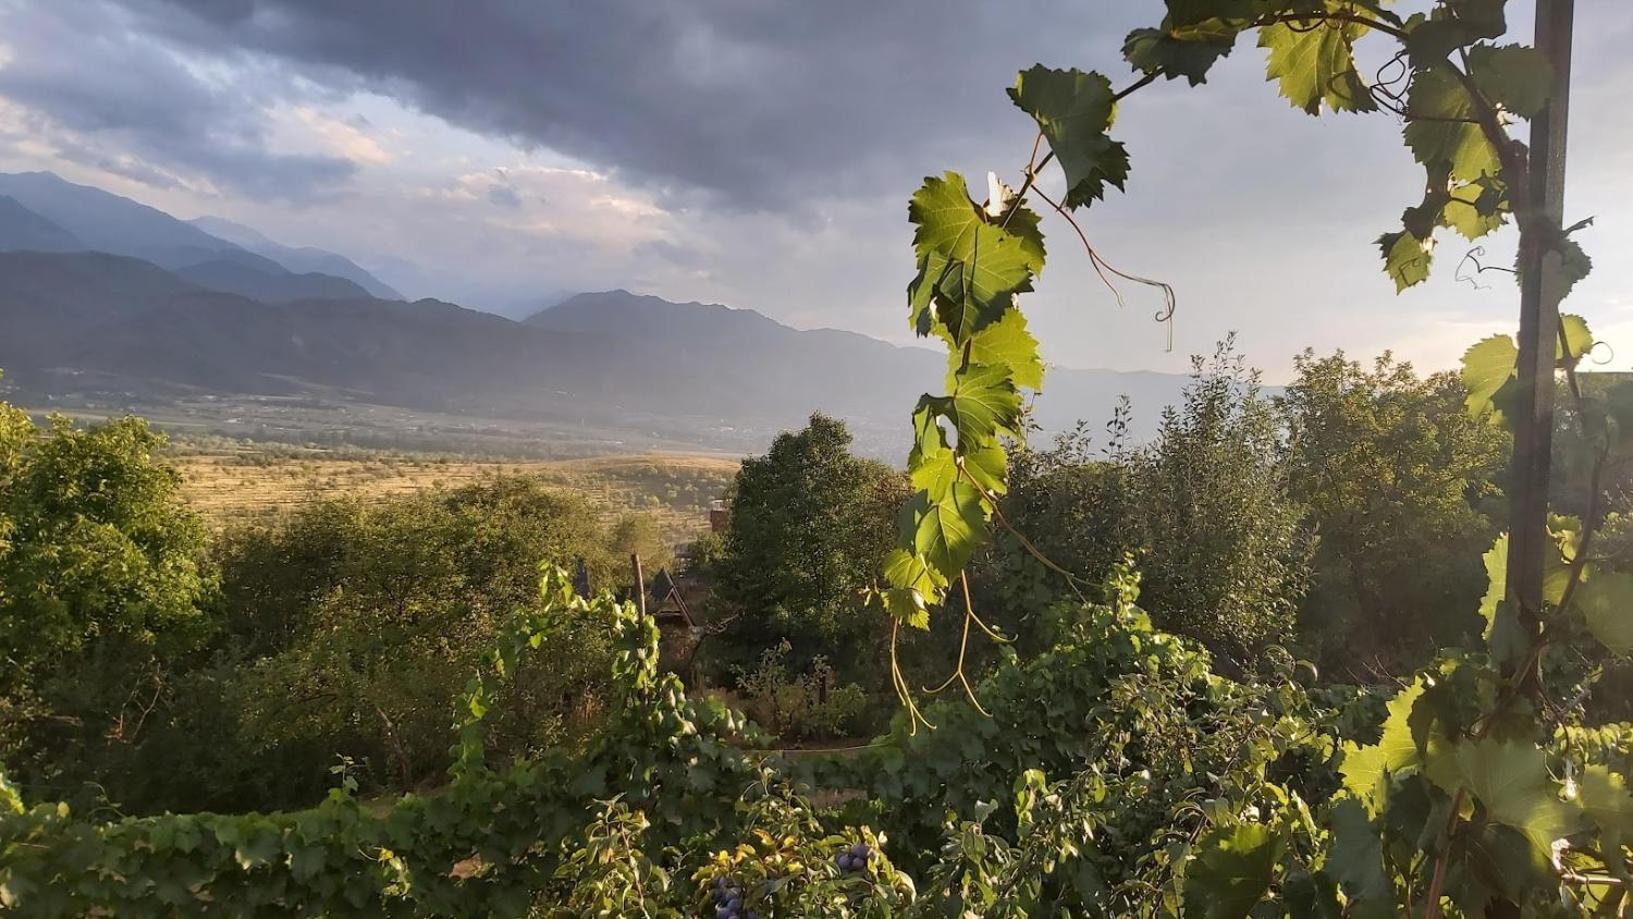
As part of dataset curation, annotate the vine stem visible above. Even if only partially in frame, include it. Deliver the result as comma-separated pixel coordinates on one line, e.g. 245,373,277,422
1262,10,1409,42
922,573,992,716
1032,184,1177,348
999,132,1047,232
1423,787,1466,919
889,618,933,734
958,463,1088,602
1114,70,1159,101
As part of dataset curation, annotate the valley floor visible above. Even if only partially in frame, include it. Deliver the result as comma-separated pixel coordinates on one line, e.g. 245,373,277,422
166,440,740,542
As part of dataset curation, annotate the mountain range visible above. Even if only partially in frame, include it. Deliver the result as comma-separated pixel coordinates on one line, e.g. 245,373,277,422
0,172,402,303
0,173,1192,456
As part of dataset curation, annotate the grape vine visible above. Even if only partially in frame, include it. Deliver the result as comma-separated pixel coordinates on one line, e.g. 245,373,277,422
881,0,1627,913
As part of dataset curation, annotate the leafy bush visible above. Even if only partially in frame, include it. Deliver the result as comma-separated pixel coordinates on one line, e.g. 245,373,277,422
0,562,1338,917
733,642,873,743
805,561,1336,900
198,477,635,810
0,571,764,916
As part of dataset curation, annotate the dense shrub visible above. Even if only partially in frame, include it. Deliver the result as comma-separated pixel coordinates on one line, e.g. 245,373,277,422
192,477,639,810
0,565,1339,917
732,641,875,743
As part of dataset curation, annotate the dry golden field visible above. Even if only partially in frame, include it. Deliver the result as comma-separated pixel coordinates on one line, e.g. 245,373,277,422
167,442,740,542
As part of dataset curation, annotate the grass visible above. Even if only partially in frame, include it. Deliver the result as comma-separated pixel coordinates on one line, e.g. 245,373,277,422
167,441,740,543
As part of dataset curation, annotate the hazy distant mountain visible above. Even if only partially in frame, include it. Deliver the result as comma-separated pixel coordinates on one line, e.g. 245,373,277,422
0,256,1190,454
190,215,404,300
0,172,287,273
175,258,371,303
0,196,83,251
526,290,1189,444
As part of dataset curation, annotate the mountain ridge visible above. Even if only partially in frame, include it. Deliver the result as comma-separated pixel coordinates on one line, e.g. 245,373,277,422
0,254,1189,454
189,215,404,300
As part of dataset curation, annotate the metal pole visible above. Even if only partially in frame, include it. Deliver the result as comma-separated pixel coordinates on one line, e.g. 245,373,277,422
1504,0,1574,638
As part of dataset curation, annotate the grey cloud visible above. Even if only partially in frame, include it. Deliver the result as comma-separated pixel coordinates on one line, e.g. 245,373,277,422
486,184,521,208
112,0,1144,211
0,1,355,201
634,239,707,270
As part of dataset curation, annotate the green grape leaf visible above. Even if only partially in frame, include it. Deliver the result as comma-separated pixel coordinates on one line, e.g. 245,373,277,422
1403,0,1507,63
902,480,988,579
1576,570,1633,654
1404,65,1502,185
1008,66,1130,209
930,263,1017,345
907,251,953,338
910,401,1010,498
957,308,1045,392
878,584,932,629
1182,823,1285,918
921,363,1024,449
1546,514,1583,601
1341,678,1428,814
911,172,1046,269
1580,765,1633,871
909,402,949,468
1560,238,1592,300
910,440,961,502
1377,230,1433,292
883,548,946,603
908,173,1045,342
1460,334,1517,419
1423,738,1586,869
1468,44,1555,119
1444,178,1508,240
960,440,1009,497
1559,313,1593,367
1324,798,1392,906
1477,536,1528,668
1123,21,1239,85
1259,18,1375,115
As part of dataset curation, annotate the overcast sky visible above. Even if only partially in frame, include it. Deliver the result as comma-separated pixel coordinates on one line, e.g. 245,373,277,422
0,0,1627,377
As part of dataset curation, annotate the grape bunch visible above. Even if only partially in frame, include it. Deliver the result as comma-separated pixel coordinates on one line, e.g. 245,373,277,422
833,841,873,874
710,876,759,919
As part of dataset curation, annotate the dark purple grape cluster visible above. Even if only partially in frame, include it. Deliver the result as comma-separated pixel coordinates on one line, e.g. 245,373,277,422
711,876,758,919
833,841,873,874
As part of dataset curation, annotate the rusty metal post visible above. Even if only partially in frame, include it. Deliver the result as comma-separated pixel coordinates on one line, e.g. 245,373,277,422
1504,0,1574,632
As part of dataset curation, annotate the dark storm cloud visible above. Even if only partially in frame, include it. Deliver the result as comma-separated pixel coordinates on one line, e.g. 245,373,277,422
0,2,355,200
112,0,1146,210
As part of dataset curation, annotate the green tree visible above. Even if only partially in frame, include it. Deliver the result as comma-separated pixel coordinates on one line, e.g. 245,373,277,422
711,413,907,683
0,408,215,803
1126,340,1311,672
607,512,673,576
1279,351,1507,674
972,416,1137,654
